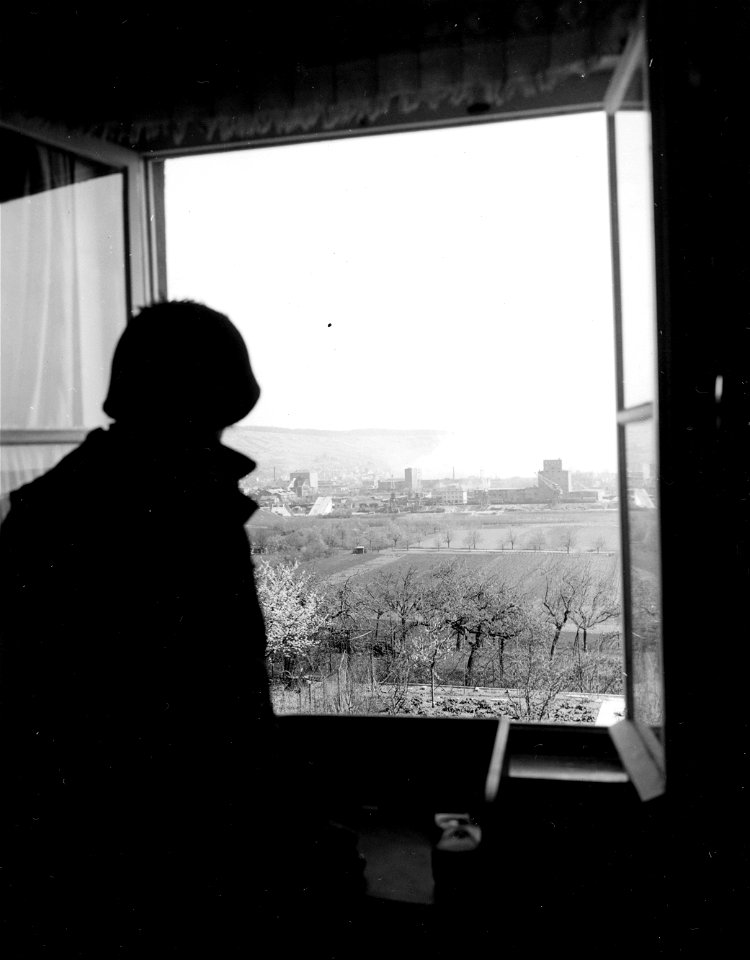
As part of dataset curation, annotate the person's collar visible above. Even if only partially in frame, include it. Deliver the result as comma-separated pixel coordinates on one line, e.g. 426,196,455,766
105,422,256,479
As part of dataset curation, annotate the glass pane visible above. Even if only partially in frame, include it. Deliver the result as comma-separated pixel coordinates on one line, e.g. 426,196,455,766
614,107,657,407
167,114,625,725
1,131,127,431
623,417,663,729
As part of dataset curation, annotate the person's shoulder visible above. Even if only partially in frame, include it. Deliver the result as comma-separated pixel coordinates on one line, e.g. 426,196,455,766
7,429,112,514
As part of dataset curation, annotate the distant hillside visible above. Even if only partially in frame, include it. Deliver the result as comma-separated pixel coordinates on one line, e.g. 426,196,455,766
223,425,450,478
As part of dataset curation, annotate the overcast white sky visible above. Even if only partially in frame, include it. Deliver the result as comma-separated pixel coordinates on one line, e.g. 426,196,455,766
166,112,619,476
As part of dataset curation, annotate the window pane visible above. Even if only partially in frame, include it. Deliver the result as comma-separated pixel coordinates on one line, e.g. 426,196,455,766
1,133,127,432
614,108,657,407
623,417,663,729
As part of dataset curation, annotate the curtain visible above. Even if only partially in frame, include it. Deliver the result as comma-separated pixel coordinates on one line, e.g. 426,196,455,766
0,444,78,519
0,133,127,498
118,3,638,150
1,2,639,153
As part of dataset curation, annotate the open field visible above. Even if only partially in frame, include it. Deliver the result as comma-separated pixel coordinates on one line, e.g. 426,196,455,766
407,508,619,549
302,551,383,579
261,506,621,573
304,549,620,608
256,506,624,720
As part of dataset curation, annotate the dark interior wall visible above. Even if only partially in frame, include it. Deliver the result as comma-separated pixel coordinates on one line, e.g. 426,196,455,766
648,2,749,949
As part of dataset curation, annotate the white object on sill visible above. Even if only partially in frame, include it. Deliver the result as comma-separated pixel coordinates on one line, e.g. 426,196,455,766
595,696,626,726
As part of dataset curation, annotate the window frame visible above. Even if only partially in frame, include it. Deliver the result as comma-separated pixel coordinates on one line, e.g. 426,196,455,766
604,19,666,760
0,117,154,453
1,15,667,798
148,67,665,792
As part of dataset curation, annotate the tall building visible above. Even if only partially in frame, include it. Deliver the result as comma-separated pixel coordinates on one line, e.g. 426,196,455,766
404,467,422,493
539,459,569,494
289,470,318,492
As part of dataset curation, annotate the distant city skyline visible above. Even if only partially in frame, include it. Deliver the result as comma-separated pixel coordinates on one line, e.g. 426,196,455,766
246,452,615,513
167,112,619,475
242,427,603,479
223,424,615,483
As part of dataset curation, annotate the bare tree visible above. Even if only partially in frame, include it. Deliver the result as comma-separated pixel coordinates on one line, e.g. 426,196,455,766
425,560,525,688
321,522,342,549
569,566,620,653
321,577,363,657
556,526,579,554
527,530,546,552
504,614,573,721
248,526,272,554
410,612,452,707
427,560,475,652
540,559,582,660
568,633,623,695
480,581,527,686
593,535,608,554
459,524,482,551
372,535,388,553
506,525,518,550
362,526,379,552
361,580,388,658
368,565,424,656
401,521,416,551
415,519,432,545
387,524,404,551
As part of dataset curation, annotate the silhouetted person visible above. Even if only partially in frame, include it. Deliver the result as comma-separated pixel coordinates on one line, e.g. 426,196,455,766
0,301,280,955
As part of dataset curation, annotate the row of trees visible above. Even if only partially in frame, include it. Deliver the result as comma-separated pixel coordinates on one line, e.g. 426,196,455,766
255,556,621,719
250,516,612,560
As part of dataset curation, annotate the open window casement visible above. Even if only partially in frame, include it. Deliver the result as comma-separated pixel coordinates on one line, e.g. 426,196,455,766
0,122,152,507
604,19,665,756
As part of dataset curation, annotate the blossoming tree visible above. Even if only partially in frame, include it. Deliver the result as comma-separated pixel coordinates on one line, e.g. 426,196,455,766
255,559,327,684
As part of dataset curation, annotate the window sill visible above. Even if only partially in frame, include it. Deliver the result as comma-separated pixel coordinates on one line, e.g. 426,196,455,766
277,713,639,809
507,752,629,783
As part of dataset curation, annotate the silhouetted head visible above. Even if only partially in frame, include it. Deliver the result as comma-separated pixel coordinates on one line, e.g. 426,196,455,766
103,300,260,432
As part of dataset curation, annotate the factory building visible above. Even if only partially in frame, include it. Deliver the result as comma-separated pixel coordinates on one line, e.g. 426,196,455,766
289,470,318,496
404,467,422,493
538,459,570,494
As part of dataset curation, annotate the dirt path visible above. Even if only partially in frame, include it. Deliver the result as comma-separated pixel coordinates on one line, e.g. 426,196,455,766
324,551,408,585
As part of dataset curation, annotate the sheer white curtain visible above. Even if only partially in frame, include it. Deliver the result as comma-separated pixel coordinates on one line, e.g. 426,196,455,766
0,142,127,502
0,444,78,521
